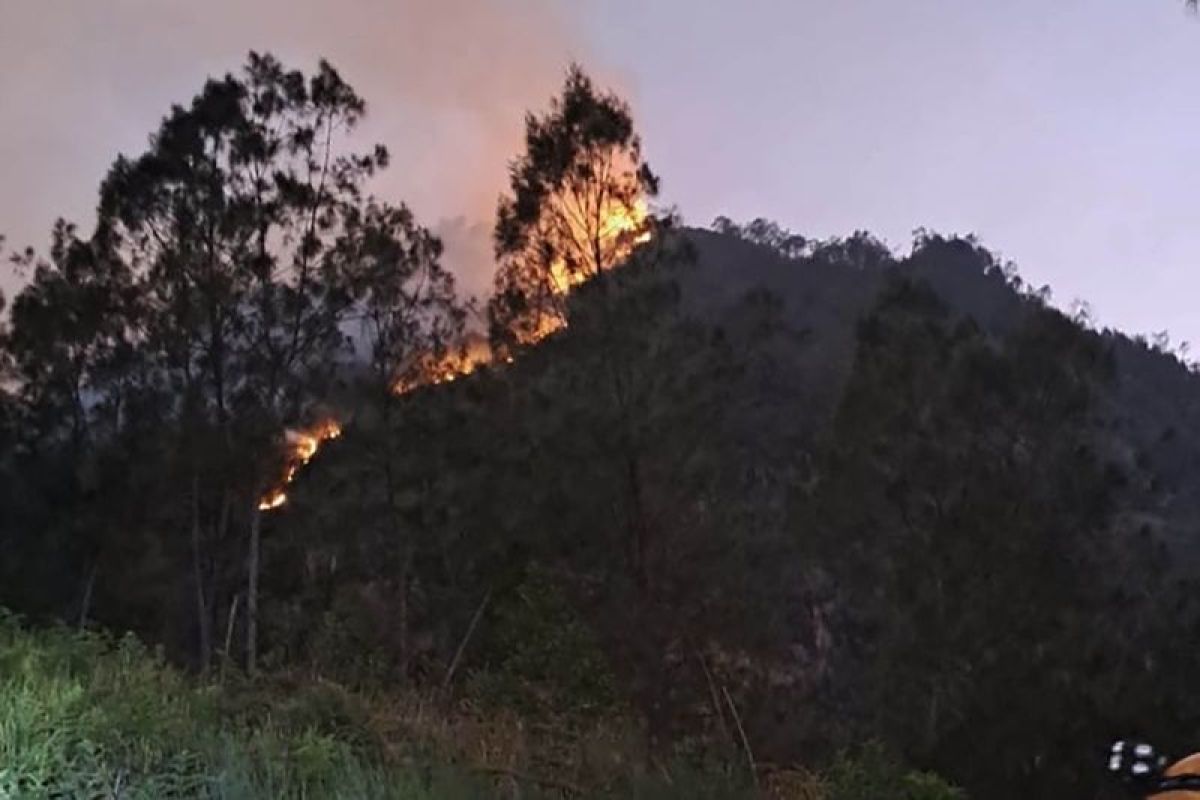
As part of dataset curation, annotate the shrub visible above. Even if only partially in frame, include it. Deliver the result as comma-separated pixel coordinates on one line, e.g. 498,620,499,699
823,742,965,800
0,610,495,798
470,567,619,719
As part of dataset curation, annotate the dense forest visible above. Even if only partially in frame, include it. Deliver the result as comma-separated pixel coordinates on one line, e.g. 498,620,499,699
5,50,1200,799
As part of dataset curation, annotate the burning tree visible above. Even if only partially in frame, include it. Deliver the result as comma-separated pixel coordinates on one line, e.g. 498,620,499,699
90,53,390,671
488,64,658,351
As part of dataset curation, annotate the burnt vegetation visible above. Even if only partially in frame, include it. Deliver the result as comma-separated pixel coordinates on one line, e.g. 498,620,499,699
4,51,1200,799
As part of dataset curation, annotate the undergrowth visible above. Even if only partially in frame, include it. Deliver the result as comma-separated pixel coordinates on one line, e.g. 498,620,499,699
0,610,962,798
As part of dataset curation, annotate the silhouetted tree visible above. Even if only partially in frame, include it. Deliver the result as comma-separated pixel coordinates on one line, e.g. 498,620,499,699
711,216,808,259
338,199,465,673
87,52,385,670
488,63,659,350
799,264,1181,797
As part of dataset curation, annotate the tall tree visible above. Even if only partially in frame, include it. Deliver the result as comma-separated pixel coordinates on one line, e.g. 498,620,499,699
486,64,675,595
339,199,465,674
93,52,386,671
488,63,659,350
799,255,1174,797
6,222,138,451
2,222,156,629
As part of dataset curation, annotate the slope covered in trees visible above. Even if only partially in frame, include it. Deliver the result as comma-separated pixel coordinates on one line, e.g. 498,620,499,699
5,51,1200,799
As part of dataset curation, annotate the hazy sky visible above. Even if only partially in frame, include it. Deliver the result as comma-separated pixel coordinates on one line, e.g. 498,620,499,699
3,0,1200,345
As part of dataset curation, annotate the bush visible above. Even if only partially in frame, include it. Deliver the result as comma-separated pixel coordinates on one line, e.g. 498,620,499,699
0,609,964,799
823,743,965,800
0,610,497,798
470,567,619,719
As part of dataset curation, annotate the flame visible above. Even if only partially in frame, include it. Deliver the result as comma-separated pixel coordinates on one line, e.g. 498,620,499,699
259,489,287,511
392,334,494,395
258,419,342,511
547,197,650,297
401,198,649,372
525,195,651,343
257,193,649,511
262,199,652,506
395,196,652,381
600,197,652,246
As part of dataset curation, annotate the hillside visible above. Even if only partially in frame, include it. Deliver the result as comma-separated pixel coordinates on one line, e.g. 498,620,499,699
229,223,1198,798
675,226,1200,546
1,609,968,799
9,214,1200,796
6,50,1200,799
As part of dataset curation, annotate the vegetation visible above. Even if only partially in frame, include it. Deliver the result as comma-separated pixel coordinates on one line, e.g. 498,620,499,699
0,610,494,798
488,63,660,350
0,612,963,798
6,46,1200,800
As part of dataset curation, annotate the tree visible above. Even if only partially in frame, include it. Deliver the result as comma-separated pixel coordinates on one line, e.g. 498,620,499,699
2,223,166,631
6,222,138,451
337,199,465,674
711,216,809,259
797,258,1178,797
91,52,386,671
488,63,660,350
486,63,673,594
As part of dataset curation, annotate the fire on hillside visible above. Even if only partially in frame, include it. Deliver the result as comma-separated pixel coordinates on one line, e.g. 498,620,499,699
260,196,650,512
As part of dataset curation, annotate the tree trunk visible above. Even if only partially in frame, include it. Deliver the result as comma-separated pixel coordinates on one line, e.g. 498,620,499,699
77,562,97,629
443,589,492,690
625,453,651,594
191,474,212,671
398,545,414,676
246,504,262,674
222,593,240,682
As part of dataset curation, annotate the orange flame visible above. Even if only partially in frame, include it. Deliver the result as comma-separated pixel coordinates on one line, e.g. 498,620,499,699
258,419,342,511
531,196,651,343
393,334,494,395
396,196,652,386
258,197,651,509
547,196,650,296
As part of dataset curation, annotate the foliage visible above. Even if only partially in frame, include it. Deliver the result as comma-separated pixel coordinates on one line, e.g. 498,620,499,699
797,260,1184,797
822,744,964,800
489,63,660,349
0,610,505,799
0,51,452,675
8,49,1200,800
0,610,831,799
711,216,808,260
470,567,618,718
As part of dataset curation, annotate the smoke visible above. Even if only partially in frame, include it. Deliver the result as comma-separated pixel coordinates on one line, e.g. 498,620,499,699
335,0,609,300
434,217,496,317
0,0,623,303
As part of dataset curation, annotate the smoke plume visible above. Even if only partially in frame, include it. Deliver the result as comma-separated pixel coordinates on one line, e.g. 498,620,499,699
0,0,621,302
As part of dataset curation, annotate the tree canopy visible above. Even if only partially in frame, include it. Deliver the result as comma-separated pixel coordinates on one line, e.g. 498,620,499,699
488,64,659,350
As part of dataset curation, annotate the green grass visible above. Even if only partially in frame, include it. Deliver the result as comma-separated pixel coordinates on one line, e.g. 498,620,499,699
0,611,762,799
0,610,962,799
0,610,498,799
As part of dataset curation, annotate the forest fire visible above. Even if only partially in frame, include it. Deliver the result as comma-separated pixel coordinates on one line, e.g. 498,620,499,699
397,197,653,389
266,197,651,508
549,196,651,295
531,195,651,342
393,334,495,395
257,420,342,511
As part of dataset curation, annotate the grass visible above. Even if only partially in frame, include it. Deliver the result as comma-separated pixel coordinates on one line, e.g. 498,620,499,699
0,610,499,798
0,610,760,798
0,610,961,798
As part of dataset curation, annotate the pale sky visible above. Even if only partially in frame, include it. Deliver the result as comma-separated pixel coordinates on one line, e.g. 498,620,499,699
3,0,1200,345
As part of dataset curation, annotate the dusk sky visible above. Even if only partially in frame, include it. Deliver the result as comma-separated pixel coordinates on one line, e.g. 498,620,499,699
4,0,1200,346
